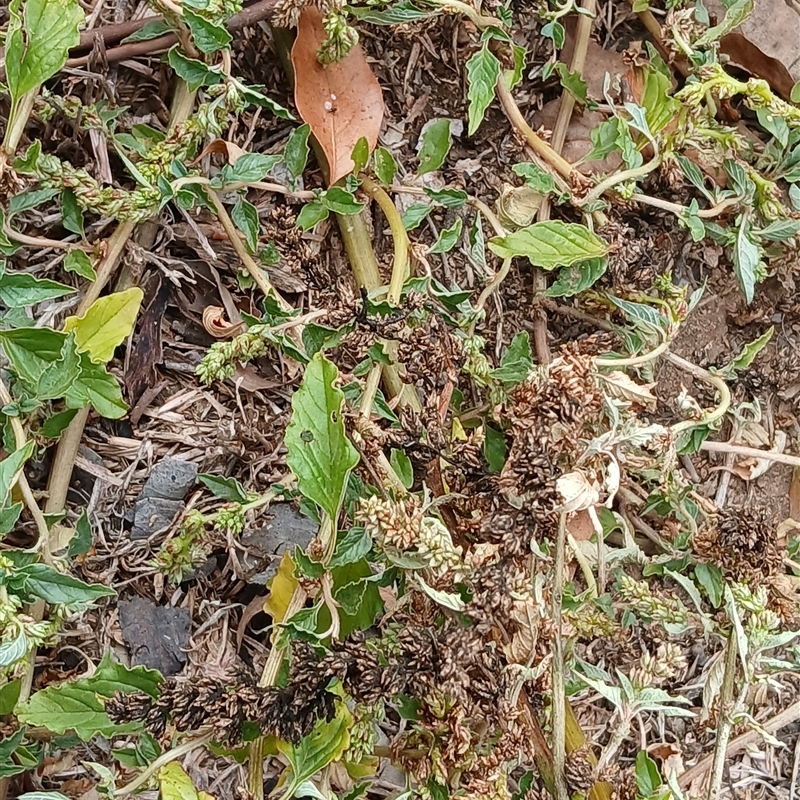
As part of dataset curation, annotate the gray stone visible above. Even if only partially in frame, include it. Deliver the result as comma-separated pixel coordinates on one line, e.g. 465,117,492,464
241,503,317,584
118,596,190,676
139,457,198,501
131,496,182,540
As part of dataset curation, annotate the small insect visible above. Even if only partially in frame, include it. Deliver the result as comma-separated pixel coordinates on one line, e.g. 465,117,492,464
324,93,338,113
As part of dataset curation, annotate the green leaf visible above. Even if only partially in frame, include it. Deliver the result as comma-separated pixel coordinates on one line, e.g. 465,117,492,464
35,332,81,400
489,220,608,268
484,424,506,472
389,448,413,489
61,189,85,237
323,187,365,215
792,81,800,104
0,327,67,388
285,124,311,182
635,751,662,796
545,257,607,298
329,527,373,569
278,704,351,800
504,43,526,91
166,48,222,92
584,117,622,162
350,1,433,24
63,287,143,363
68,508,93,557
63,249,97,280
694,562,723,607
401,202,433,230
468,215,486,269
756,219,800,242
15,563,115,606
756,107,789,148
696,0,753,45
220,153,282,185
512,162,558,196
540,20,565,47
121,18,171,42
0,679,21,716
297,199,330,230
351,137,370,174
232,198,260,253
17,658,157,740
0,272,74,307
428,218,463,254
554,62,588,104
0,729,27,778
491,331,532,384
374,147,397,185
424,188,469,209
0,442,34,506
0,502,24,534
790,184,800,211
732,224,760,304
718,326,773,377
8,187,59,218
41,407,79,439
285,353,360,522
466,44,501,135
198,473,247,503
87,652,161,697
5,0,84,104
65,354,128,419
417,119,452,175
184,8,232,54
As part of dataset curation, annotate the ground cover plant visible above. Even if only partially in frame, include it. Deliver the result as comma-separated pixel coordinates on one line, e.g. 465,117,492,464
1,0,800,797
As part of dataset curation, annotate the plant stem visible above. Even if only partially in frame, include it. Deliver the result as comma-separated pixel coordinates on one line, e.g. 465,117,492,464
361,176,409,302
665,352,731,434
707,633,739,800
116,730,215,796
700,440,800,467
551,513,569,800
206,187,286,310
628,192,740,219
0,90,38,176
579,158,661,207
496,78,575,180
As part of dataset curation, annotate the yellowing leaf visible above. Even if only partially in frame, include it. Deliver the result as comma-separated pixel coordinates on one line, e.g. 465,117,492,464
291,6,384,185
264,551,299,622
158,762,215,800
63,287,143,363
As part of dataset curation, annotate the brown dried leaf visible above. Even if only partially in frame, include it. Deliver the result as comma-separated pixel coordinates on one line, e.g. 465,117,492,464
193,138,246,166
599,371,657,409
292,6,384,185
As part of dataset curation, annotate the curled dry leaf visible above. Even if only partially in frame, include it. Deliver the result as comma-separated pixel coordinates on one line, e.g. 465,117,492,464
193,138,246,166
599,370,657,410
202,305,245,338
292,7,384,185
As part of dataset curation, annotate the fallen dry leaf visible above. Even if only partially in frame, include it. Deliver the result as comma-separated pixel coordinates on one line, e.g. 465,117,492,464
600,371,657,409
193,138,246,166
292,7,384,185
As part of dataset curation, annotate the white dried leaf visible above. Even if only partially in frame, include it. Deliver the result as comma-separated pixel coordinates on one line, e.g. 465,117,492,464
556,471,600,513
600,371,656,408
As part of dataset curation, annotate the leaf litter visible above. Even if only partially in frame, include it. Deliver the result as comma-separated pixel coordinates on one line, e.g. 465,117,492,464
1,0,800,799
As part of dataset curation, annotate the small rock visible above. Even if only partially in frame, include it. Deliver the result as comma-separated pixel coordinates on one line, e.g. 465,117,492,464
131,497,182,540
117,596,190,676
139,457,198,501
241,503,317,584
